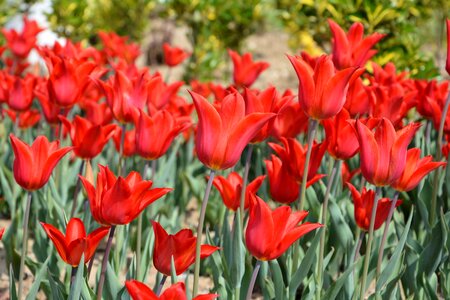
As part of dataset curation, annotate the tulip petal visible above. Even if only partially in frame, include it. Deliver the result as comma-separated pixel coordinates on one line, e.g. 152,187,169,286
125,280,158,300
40,222,68,264
354,120,379,184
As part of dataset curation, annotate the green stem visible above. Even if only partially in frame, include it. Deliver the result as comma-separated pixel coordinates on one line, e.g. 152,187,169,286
316,159,339,299
376,191,399,281
155,275,167,296
239,145,254,227
70,266,77,289
97,226,116,300
70,160,86,218
299,119,318,211
359,187,382,300
430,91,450,226
246,260,262,300
192,169,216,297
18,191,32,300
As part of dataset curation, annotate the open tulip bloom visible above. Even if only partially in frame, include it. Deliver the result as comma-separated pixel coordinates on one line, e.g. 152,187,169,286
126,281,218,300
40,218,110,266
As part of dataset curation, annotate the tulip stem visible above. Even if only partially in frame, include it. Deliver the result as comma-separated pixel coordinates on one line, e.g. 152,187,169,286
359,187,382,300
246,260,262,300
18,191,32,300
97,225,116,300
376,191,399,280
156,275,167,296
70,160,86,218
430,92,450,226
316,159,339,300
192,169,216,297
117,124,126,176
299,119,318,211
70,266,77,289
239,145,254,226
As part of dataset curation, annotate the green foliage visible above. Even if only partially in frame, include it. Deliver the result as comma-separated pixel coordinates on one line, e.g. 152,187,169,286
275,0,447,78
160,0,268,80
48,0,155,42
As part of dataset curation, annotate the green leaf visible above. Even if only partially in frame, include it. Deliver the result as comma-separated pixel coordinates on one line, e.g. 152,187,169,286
105,261,121,299
377,207,413,291
68,256,84,300
9,265,18,300
171,255,178,284
288,229,321,297
25,256,50,300
47,269,66,300
270,260,287,300
323,259,360,300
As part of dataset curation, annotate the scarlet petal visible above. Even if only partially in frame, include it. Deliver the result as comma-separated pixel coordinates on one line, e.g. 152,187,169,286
354,120,379,184
40,222,68,264
274,222,323,260
65,218,86,244
125,280,158,300
85,226,110,262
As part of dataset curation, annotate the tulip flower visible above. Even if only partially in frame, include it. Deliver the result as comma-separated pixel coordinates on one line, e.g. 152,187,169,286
163,43,190,67
190,80,212,98
44,54,96,108
190,91,275,170
40,218,110,266
147,75,184,110
113,127,136,157
0,227,4,240
391,148,446,192
2,16,43,58
341,162,360,187
352,118,420,186
98,31,141,65
322,109,359,160
125,281,218,300
446,19,450,75
151,221,219,276
7,74,36,112
228,49,269,88
344,78,371,117
270,91,308,140
5,109,41,129
60,116,117,160
96,70,154,123
79,165,171,226
245,195,322,261
269,138,326,183
83,100,114,126
328,19,385,69
288,54,361,120
134,109,189,160
9,134,73,191
264,155,300,204
211,172,265,211
347,183,401,231
35,80,65,125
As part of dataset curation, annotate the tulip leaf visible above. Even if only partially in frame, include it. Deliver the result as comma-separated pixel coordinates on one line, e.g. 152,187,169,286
47,269,66,300
9,265,18,300
377,208,413,291
25,256,50,300
105,262,121,299
329,199,353,248
288,228,321,298
170,255,178,283
322,259,359,300
270,260,287,300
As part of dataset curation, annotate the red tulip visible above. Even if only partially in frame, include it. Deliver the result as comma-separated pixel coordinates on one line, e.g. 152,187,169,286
190,91,275,170
98,31,140,65
0,71,13,103
35,79,65,125
190,80,212,98
96,70,154,123
79,165,172,226
347,183,401,231
44,54,96,108
344,78,371,117
0,227,5,240
147,75,184,110
265,155,300,204
211,172,265,211
352,118,420,186
244,87,281,143
391,148,446,192
322,109,359,160
40,218,109,266
125,281,218,300
7,74,36,111
446,19,450,75
163,43,190,67
9,134,72,191
5,109,41,129
245,195,322,261
134,109,189,160
328,19,385,69
60,116,116,160
2,16,43,58
269,137,326,183
288,54,361,120
270,91,308,140
82,100,113,126
341,162,360,187
228,49,269,88
113,127,136,157
152,221,219,276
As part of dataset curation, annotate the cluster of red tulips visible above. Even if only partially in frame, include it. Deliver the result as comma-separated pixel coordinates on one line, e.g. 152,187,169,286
0,15,450,300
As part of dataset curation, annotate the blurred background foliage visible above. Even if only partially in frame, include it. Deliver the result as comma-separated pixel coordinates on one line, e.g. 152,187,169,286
0,0,448,79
